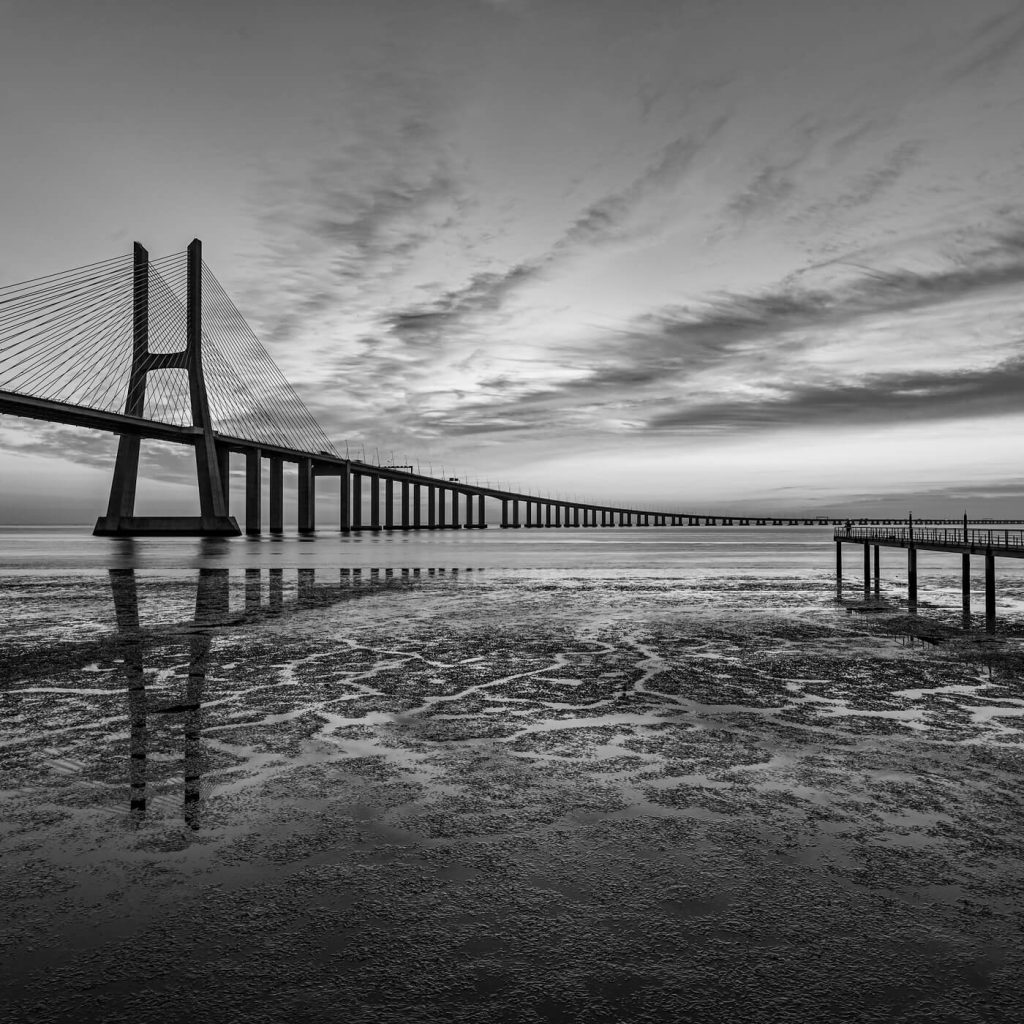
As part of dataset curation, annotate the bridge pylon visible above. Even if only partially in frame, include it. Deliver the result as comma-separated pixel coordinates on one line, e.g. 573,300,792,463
94,239,240,537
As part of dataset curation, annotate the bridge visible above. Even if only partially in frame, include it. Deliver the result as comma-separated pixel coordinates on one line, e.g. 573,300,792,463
2,239,1021,537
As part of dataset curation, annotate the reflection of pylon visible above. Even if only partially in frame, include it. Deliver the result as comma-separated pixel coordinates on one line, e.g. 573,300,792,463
94,240,240,536
110,567,227,828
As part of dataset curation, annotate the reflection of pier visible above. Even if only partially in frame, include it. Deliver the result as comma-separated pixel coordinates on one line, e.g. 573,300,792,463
835,525,1024,632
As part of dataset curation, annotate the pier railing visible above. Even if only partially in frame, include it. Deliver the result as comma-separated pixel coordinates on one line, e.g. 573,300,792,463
835,526,1024,551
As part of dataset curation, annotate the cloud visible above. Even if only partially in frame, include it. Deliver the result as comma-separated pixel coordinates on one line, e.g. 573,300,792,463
946,7,1024,82
645,355,1024,433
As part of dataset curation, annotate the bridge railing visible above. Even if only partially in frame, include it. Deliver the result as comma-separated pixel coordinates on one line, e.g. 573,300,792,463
835,526,1024,550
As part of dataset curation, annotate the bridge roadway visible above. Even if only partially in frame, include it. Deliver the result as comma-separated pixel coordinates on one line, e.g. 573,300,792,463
6,386,1024,534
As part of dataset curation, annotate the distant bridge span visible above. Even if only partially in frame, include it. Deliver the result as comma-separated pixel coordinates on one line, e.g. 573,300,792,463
1,240,1018,536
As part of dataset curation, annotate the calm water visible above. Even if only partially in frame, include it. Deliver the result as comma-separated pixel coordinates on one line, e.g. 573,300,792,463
3,526,1024,1021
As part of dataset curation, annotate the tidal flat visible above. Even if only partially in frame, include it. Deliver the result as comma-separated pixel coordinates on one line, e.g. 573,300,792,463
2,566,1024,1022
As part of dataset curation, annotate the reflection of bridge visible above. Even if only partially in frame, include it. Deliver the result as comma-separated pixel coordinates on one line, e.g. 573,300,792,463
108,565,476,824
3,240,1022,536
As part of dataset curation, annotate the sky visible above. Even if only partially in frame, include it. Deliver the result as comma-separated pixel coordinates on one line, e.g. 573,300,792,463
2,0,1024,522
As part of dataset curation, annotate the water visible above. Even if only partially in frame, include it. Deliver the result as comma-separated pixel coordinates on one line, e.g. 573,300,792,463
2,526,1024,1021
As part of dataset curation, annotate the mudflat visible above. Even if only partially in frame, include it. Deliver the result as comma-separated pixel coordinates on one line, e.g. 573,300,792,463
2,570,1023,1022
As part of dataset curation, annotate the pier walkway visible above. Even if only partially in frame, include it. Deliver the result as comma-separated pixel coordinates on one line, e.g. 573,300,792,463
835,525,1024,632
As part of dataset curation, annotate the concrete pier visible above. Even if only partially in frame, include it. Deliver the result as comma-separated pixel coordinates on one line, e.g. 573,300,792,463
369,474,380,531
298,458,314,534
385,479,394,530
962,554,970,618
339,463,351,532
352,473,362,530
269,457,283,534
245,449,261,535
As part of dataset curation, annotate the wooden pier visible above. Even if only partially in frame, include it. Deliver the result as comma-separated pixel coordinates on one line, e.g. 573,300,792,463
835,523,1024,632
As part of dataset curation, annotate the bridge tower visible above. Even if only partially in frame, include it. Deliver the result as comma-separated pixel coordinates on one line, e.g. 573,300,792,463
94,239,240,536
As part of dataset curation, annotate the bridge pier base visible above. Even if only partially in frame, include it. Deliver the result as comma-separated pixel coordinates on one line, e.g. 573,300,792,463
962,553,970,620
835,542,842,598
908,546,917,610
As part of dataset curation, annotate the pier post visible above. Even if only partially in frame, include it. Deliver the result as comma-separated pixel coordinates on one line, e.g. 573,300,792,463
478,493,485,528
438,487,447,529
339,463,351,532
352,472,362,530
985,551,995,633
385,479,394,529
413,483,422,528
450,489,460,529
908,546,917,610
501,500,508,528
962,553,970,619
863,543,871,597
245,449,261,535
298,458,314,534
269,457,283,534
401,481,410,529
463,492,473,528
873,545,880,596
428,486,436,529
573,507,580,528
512,500,520,528
835,542,842,598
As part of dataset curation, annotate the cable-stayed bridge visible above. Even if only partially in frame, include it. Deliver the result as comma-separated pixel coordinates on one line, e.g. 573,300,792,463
0,239,1018,536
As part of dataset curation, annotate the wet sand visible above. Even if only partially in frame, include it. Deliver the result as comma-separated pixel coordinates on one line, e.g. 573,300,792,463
2,569,1023,1022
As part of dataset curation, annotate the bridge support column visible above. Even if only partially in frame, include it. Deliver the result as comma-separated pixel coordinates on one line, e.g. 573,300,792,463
352,473,362,530
413,483,422,529
269,458,283,534
401,481,410,529
245,449,261,535
464,491,473,528
428,486,436,529
573,507,580,528
450,490,460,529
385,479,394,530
908,546,917,610
298,458,314,534
478,493,486,528
438,488,447,529
873,545,880,596
962,553,970,619
863,544,871,597
512,500,520,528
216,447,231,513
370,475,380,530
339,463,351,532
985,552,996,633
835,542,842,598
501,499,508,528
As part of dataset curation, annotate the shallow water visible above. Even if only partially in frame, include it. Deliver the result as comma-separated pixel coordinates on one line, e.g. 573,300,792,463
2,528,1023,1021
